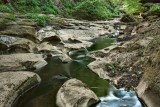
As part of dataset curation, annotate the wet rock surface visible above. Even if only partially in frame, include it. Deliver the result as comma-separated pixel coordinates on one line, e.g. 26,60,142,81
56,79,99,107
136,33,160,107
0,71,41,107
0,53,47,71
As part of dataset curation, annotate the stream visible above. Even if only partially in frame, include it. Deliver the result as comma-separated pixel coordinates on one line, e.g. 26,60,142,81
13,37,143,107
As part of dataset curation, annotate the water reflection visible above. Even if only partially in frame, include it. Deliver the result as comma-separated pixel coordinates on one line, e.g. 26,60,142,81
15,57,110,107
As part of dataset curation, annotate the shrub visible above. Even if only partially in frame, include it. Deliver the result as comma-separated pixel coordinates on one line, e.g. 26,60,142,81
0,4,14,13
27,13,49,26
111,0,142,14
72,0,120,20
149,3,160,13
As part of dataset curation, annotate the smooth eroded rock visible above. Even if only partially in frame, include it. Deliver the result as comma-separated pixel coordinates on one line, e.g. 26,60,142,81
0,35,36,53
0,25,37,42
0,71,41,107
137,79,160,107
0,53,47,72
56,79,99,107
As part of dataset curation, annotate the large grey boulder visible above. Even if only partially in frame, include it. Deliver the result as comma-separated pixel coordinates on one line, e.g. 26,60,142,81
0,35,36,53
56,79,99,107
0,71,41,107
0,53,47,72
137,79,160,107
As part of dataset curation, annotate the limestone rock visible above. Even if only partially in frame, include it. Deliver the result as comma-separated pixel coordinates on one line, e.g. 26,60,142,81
0,53,47,72
59,53,72,63
37,42,62,54
37,29,61,43
57,29,109,41
64,41,92,49
0,25,37,42
56,79,99,107
0,35,36,53
137,79,160,107
0,71,41,107
16,19,36,26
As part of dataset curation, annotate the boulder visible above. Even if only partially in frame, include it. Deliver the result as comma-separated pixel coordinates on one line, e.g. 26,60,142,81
0,53,47,72
0,71,41,107
0,25,37,42
56,79,99,107
59,53,72,63
0,35,36,53
136,35,160,107
37,29,61,43
137,79,160,107
37,42,62,54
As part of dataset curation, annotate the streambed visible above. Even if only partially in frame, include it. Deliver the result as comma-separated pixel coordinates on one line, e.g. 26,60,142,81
13,37,143,107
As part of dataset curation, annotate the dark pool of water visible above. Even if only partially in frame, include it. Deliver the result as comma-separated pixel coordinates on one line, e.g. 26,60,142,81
87,37,116,51
14,56,110,107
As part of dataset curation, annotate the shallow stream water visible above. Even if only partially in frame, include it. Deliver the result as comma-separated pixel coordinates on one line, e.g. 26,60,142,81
13,37,142,107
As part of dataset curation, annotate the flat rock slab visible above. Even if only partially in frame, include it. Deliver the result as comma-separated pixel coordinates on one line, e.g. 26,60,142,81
0,53,47,72
56,79,99,107
0,71,41,107
57,29,109,41
0,25,37,42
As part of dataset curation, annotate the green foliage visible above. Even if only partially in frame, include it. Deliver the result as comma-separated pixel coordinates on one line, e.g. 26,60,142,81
71,0,120,20
0,4,14,13
111,0,142,14
26,13,49,26
0,0,120,20
149,3,160,13
17,0,59,14
0,0,59,14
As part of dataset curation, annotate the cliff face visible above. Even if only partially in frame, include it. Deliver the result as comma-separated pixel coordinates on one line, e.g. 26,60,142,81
137,35,160,107
136,17,160,107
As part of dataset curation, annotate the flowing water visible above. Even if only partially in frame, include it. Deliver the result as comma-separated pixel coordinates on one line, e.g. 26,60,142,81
13,37,143,107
